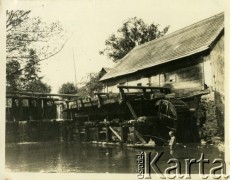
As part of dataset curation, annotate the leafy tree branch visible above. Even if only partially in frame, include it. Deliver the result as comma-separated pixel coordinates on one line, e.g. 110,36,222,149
100,17,169,62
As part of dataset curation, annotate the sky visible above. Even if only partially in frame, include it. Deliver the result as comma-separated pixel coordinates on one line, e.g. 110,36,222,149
4,0,226,93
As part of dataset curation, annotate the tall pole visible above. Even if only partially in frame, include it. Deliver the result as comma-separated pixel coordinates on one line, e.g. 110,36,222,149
72,47,77,85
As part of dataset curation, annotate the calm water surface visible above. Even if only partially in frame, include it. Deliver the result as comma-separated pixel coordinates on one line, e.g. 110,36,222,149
5,142,224,173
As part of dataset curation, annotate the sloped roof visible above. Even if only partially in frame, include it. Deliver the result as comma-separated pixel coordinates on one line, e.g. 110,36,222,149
100,12,224,81
101,67,112,73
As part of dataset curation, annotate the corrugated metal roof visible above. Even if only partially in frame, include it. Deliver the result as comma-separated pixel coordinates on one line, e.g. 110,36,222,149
100,12,224,81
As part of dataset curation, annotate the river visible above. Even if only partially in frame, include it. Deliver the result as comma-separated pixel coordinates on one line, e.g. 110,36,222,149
5,142,224,174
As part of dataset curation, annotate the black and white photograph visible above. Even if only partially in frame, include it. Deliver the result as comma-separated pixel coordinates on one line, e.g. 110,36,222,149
1,0,229,179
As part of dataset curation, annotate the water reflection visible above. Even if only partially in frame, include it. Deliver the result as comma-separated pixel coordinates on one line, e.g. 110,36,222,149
5,142,223,173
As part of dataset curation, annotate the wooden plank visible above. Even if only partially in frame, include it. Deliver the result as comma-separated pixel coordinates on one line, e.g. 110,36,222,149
163,64,203,91
126,101,138,120
109,126,122,141
7,92,79,98
135,130,146,144
118,85,170,91
106,126,112,142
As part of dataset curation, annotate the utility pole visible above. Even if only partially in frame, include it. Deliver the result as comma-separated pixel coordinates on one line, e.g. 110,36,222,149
72,47,77,86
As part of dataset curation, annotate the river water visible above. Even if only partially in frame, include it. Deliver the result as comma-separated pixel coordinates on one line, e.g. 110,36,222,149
5,142,224,174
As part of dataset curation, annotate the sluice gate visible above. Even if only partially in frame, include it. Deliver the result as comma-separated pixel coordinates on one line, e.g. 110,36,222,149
5,86,199,145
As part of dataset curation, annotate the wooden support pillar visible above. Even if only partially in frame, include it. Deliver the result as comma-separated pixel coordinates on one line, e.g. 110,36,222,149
105,126,111,142
128,126,137,143
68,122,73,141
89,98,93,107
59,121,64,141
121,126,129,143
77,126,82,142
143,89,147,99
71,122,78,141
133,126,138,143
95,126,99,141
84,126,89,142
97,94,103,108
118,88,125,102
120,126,124,143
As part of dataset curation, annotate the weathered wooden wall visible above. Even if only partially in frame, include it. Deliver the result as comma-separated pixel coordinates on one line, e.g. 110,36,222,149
203,35,224,95
105,74,150,93
156,63,204,97
103,56,205,98
202,34,224,138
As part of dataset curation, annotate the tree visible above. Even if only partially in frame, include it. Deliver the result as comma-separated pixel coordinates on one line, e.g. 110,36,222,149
6,48,51,93
78,73,103,97
6,10,67,92
6,10,66,61
100,17,169,62
24,80,51,93
58,83,78,94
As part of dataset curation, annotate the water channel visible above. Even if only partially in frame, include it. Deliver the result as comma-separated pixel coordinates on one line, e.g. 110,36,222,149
5,142,224,174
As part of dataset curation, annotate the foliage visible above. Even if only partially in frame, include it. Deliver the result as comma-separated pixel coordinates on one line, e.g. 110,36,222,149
6,60,22,92
77,86,88,97
198,97,224,144
24,80,51,93
58,83,78,94
100,17,169,62
6,10,67,92
6,48,52,93
79,73,103,97
6,10,31,54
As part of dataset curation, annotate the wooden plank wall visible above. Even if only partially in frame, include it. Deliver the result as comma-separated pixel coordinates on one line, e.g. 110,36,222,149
104,62,204,97
149,63,204,97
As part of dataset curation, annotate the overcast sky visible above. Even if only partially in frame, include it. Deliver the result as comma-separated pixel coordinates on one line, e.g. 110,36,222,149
5,0,226,93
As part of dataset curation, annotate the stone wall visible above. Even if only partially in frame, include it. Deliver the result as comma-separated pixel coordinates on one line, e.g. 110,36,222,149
185,91,224,143
200,34,224,143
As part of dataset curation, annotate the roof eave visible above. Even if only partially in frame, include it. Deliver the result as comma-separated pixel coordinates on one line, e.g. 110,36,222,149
100,46,210,82
100,23,224,82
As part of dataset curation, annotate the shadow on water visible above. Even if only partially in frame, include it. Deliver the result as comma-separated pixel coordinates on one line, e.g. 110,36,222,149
5,142,224,174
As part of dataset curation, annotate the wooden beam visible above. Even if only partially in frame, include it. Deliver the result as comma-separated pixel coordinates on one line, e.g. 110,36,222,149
6,91,79,98
118,85,170,91
126,101,138,120
135,130,146,144
109,126,122,142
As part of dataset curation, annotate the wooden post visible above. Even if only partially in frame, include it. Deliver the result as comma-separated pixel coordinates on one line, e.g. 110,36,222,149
77,126,82,142
128,126,137,143
71,122,78,141
97,94,103,108
118,87,125,102
85,126,89,142
96,126,99,141
121,125,129,143
89,98,93,107
80,98,84,108
132,125,138,143
106,126,111,142
59,121,64,141
143,88,147,99
120,126,126,143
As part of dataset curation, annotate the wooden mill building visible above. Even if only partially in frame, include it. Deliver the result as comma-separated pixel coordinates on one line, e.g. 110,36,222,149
100,12,224,140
